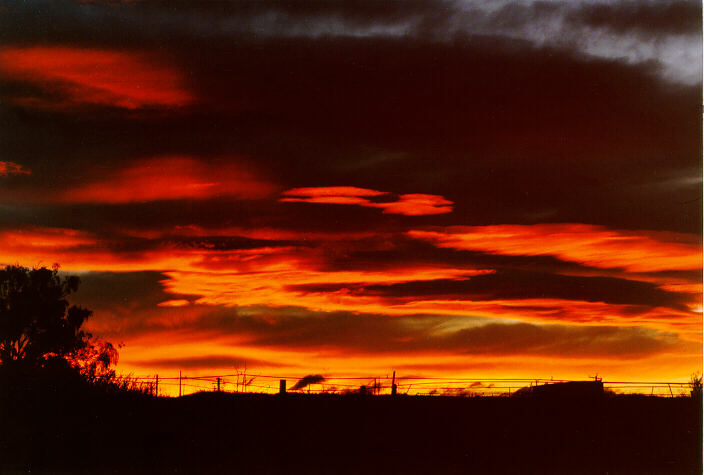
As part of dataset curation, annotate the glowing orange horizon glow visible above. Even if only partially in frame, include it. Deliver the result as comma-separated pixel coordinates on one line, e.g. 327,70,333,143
112,335,701,397
0,46,194,109
409,224,702,273
61,156,276,203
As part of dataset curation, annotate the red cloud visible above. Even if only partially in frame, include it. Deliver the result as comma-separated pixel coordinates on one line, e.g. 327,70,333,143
281,186,453,216
61,156,275,203
0,161,31,177
283,186,386,198
379,194,453,216
0,46,193,109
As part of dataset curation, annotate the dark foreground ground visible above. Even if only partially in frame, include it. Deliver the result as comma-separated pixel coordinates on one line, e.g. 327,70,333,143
1,389,701,474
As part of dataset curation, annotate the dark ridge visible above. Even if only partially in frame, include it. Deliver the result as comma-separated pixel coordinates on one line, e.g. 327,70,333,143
1,386,701,474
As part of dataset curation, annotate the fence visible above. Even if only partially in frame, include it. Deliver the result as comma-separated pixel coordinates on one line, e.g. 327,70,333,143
117,372,695,398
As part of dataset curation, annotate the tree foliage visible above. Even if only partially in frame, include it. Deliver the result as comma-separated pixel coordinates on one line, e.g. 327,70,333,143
689,372,703,399
0,265,117,380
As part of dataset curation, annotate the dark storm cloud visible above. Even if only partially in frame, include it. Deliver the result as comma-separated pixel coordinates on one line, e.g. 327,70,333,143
489,0,701,36
98,235,300,254
2,0,698,44
311,235,596,274
5,50,701,236
1,28,699,232
109,305,688,359
572,1,701,35
0,0,423,46
70,271,196,311
289,271,692,311
2,0,699,102
1,6,700,234
0,193,440,239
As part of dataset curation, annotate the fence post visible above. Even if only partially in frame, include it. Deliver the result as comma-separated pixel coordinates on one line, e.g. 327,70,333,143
217,377,221,392
391,371,397,396
155,374,159,397
279,379,286,394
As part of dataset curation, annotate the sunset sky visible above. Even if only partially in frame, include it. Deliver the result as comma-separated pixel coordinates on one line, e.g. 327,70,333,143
0,0,701,390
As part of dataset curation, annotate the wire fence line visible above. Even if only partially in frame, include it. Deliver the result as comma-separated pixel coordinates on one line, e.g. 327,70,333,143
116,372,695,398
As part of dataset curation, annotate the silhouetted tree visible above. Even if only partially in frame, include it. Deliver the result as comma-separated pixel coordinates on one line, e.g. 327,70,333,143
689,372,703,399
0,264,117,381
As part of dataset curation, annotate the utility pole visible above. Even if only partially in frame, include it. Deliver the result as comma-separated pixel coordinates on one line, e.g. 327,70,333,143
179,371,182,397
155,374,159,397
391,371,397,396
217,377,221,392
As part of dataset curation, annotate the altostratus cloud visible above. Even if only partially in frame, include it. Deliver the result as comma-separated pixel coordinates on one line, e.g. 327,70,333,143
0,46,193,109
110,305,690,360
410,224,703,273
61,157,275,203
281,186,453,216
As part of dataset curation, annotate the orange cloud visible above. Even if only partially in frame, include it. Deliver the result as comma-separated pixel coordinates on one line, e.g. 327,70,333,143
409,224,702,273
0,226,95,251
61,156,275,203
155,265,700,338
2,226,698,387
2,220,699,360
0,46,193,109
281,186,453,216
158,299,191,307
2,223,698,333
0,161,31,177
162,266,489,307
